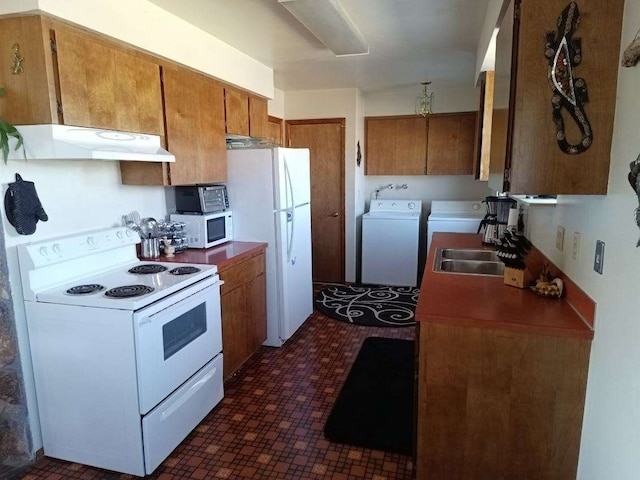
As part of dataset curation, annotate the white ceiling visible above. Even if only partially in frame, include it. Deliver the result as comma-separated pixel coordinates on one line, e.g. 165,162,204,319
147,0,490,93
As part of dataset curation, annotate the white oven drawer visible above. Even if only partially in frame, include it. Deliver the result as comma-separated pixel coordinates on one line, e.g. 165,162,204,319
142,353,224,474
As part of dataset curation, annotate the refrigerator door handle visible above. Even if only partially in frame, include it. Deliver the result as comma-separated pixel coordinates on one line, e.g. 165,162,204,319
283,156,296,263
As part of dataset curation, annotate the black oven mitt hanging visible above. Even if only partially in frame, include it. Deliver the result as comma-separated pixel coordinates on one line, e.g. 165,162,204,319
4,173,48,235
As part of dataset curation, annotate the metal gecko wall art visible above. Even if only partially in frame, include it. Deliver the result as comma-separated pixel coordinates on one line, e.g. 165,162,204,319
628,153,640,247
544,2,592,155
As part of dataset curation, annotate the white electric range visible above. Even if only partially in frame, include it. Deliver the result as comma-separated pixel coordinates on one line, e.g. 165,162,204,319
18,227,224,476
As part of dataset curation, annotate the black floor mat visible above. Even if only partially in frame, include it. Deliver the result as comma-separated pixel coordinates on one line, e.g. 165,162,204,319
315,284,418,327
323,337,415,455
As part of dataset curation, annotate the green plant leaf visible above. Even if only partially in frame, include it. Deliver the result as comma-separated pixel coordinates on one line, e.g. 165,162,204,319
0,118,26,163
0,129,9,165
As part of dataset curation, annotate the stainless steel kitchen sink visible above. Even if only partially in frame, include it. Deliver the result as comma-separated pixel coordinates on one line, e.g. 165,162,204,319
433,248,504,276
439,248,499,262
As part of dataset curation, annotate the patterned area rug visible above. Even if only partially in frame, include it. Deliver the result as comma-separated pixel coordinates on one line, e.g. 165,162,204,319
314,284,419,327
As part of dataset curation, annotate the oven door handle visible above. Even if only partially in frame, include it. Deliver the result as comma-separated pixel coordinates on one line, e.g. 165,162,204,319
159,368,217,421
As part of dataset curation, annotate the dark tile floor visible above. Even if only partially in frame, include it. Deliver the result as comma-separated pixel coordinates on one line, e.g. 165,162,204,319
21,311,416,480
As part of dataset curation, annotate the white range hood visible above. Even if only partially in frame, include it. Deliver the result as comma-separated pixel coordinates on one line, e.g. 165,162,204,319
9,125,175,162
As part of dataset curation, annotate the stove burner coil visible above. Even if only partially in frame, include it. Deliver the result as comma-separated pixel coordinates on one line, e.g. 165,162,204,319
128,264,168,275
66,284,105,295
105,285,154,298
169,266,201,275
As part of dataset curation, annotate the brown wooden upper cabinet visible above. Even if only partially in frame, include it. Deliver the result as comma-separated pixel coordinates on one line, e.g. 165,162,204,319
426,112,477,175
120,67,227,186
365,115,428,175
365,113,477,176
224,87,249,136
224,87,269,139
0,15,165,136
490,0,624,194
249,96,269,139
268,116,284,146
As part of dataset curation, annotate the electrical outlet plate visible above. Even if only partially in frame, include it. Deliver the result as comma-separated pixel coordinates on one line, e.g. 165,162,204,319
594,240,605,274
572,232,581,260
556,226,565,251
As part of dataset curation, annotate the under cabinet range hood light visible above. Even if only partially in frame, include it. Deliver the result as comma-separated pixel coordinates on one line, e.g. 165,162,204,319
8,125,175,162
278,0,369,56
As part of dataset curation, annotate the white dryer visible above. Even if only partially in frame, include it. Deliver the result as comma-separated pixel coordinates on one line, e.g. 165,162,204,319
426,200,485,254
361,199,422,287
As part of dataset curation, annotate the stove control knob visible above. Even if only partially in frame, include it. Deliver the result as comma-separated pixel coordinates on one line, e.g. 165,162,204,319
39,246,48,257
116,231,124,239
87,236,95,246
408,202,416,209
125,230,133,237
52,244,62,254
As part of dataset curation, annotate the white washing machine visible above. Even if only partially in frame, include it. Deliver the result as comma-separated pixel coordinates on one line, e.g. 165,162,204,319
361,199,422,287
426,200,485,254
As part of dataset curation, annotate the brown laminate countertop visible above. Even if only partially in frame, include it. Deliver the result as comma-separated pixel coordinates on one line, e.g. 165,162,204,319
146,241,267,271
416,233,593,339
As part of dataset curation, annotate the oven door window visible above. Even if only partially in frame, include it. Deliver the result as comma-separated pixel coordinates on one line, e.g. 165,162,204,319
162,302,207,360
206,216,226,244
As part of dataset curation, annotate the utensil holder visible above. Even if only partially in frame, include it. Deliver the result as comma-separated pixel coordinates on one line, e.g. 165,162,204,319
141,238,160,259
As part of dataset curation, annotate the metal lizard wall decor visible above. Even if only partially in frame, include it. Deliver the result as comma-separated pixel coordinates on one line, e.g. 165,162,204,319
628,153,640,247
544,2,592,155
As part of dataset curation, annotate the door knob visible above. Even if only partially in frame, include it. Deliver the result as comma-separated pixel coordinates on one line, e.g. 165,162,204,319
329,212,339,217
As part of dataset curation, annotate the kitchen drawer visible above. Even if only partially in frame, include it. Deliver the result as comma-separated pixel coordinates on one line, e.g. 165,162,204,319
220,252,265,296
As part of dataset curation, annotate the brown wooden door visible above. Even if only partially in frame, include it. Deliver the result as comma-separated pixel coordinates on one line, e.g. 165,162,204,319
286,119,345,283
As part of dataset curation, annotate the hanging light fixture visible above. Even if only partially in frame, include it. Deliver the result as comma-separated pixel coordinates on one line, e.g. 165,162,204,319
415,81,434,117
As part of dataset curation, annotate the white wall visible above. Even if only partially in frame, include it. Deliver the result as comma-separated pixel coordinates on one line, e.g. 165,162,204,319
285,88,361,282
524,2,640,477
0,0,274,98
268,88,285,119
475,0,505,79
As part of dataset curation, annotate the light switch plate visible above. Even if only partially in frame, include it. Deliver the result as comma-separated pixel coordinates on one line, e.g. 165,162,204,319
594,240,605,274
556,226,565,251
572,232,581,260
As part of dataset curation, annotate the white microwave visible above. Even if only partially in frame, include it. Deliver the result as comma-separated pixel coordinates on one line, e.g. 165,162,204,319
170,211,233,249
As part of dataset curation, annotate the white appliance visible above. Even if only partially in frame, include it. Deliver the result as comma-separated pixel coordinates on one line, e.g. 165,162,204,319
226,147,313,347
17,227,224,476
426,200,485,253
9,125,175,162
361,199,422,287
170,210,233,248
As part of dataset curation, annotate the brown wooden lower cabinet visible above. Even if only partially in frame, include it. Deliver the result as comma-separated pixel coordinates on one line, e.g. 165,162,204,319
416,322,591,480
219,250,267,380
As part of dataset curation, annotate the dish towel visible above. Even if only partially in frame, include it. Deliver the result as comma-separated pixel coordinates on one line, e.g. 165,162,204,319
4,173,48,235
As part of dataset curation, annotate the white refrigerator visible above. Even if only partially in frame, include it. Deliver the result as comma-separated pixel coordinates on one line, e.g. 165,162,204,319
226,147,313,347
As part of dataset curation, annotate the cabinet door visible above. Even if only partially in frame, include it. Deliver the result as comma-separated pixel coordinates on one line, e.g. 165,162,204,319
395,117,428,175
54,29,164,135
268,116,283,146
220,286,249,380
0,16,56,125
366,116,427,175
246,272,267,353
365,118,397,175
427,112,477,175
509,0,623,194
163,67,227,185
249,96,269,139
225,87,249,136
